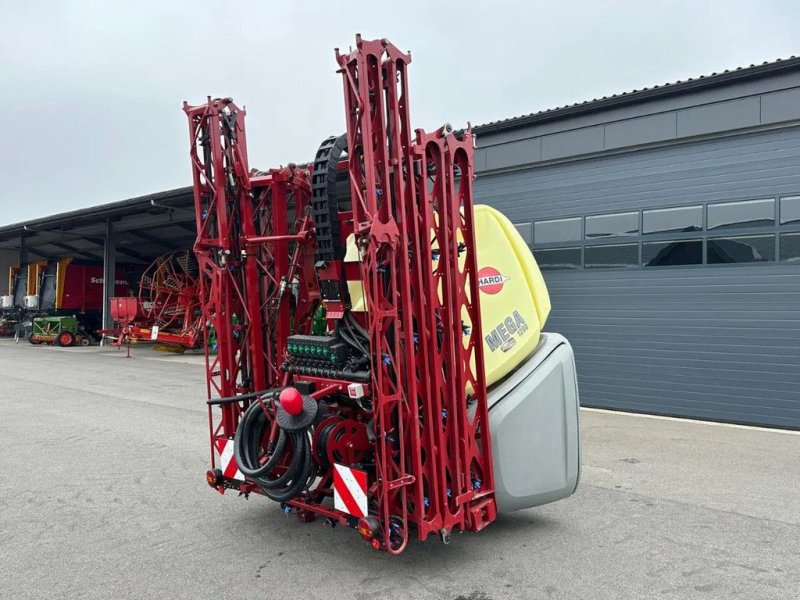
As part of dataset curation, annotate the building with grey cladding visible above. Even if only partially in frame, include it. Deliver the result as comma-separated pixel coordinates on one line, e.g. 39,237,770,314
473,57,800,429
2,57,798,429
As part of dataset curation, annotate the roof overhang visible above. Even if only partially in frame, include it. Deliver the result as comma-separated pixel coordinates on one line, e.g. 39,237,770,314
0,187,196,264
475,56,800,135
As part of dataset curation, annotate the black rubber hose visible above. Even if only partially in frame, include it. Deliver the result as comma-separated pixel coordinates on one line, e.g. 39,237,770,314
234,401,286,478
338,321,367,356
346,311,369,341
316,421,337,467
233,400,315,503
282,364,371,383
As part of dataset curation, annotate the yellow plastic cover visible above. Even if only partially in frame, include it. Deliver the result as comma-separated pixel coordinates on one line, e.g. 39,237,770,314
471,205,550,384
345,204,550,386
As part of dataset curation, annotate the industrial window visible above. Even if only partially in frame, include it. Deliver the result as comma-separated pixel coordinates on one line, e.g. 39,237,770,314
643,239,703,267
534,247,581,270
780,233,800,262
780,196,800,225
707,235,775,264
584,244,638,268
529,193,800,272
707,199,774,231
643,206,702,235
585,212,639,238
514,222,533,245
534,218,581,244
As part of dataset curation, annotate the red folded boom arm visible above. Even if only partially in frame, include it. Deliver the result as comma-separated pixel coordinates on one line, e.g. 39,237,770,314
183,35,496,553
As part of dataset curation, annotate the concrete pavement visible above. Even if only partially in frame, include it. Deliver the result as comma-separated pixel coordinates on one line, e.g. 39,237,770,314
1,339,798,599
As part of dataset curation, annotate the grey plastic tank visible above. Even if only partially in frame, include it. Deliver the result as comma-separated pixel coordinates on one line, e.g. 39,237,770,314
487,332,581,512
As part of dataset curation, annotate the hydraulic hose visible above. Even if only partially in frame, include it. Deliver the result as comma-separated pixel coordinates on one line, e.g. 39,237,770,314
282,364,371,383
233,399,315,503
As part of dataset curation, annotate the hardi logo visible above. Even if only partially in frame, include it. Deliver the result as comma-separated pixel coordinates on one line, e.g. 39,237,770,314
477,267,510,294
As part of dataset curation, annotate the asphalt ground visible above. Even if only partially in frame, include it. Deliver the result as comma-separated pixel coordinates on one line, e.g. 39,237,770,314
1,339,798,600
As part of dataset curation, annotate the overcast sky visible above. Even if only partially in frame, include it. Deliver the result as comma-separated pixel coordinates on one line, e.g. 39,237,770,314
1,0,799,224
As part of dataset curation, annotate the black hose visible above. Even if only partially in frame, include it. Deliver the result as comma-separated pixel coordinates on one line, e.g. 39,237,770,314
337,320,368,356
345,311,369,341
282,364,371,383
233,399,315,503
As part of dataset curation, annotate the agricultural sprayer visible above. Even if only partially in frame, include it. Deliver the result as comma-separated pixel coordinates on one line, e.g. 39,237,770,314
186,35,580,553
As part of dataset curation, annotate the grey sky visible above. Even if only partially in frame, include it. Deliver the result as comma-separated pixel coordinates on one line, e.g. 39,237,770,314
1,0,799,224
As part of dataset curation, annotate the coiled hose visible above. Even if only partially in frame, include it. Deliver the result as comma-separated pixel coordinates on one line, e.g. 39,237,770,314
233,399,316,502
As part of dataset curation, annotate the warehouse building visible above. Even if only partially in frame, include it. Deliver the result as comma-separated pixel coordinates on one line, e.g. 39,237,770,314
473,57,800,429
0,190,196,331
2,58,799,428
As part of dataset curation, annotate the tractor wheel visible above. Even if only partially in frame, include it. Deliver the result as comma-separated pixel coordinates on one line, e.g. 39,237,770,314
79,337,91,347
57,331,76,347
28,334,41,345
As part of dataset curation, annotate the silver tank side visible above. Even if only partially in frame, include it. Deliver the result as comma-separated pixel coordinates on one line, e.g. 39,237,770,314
487,332,581,512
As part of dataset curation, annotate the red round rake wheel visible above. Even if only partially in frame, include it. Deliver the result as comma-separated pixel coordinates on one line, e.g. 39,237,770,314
138,250,200,331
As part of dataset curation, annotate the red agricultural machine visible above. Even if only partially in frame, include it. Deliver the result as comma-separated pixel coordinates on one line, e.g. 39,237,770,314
186,35,580,553
105,250,203,351
1,258,129,340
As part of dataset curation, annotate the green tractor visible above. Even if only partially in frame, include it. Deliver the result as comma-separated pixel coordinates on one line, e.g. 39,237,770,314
28,316,91,347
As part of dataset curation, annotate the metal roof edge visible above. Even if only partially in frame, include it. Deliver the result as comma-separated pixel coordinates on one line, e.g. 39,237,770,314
474,56,800,135
0,186,194,239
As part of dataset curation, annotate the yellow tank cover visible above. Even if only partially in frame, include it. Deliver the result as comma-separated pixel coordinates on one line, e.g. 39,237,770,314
471,205,550,385
344,204,550,386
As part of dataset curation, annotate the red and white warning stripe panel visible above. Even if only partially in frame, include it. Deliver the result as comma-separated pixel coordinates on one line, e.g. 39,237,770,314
333,463,368,518
215,438,245,481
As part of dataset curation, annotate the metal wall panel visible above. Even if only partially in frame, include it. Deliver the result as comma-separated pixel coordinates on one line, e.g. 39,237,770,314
476,127,800,222
605,112,677,149
477,70,800,172
541,125,605,160
676,97,761,137
474,127,800,428
761,87,800,124
478,69,800,146
484,136,542,170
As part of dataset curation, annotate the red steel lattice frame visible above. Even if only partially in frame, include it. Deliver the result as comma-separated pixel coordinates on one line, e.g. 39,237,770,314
183,99,317,470
185,35,497,553
336,35,497,549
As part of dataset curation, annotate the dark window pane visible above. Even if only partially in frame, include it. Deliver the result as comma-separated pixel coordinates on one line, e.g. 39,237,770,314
780,196,800,225
780,233,800,262
585,244,638,268
514,222,533,245
534,218,581,243
585,212,639,238
534,247,581,270
707,235,775,264
643,206,702,234
707,199,774,231
643,240,703,266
